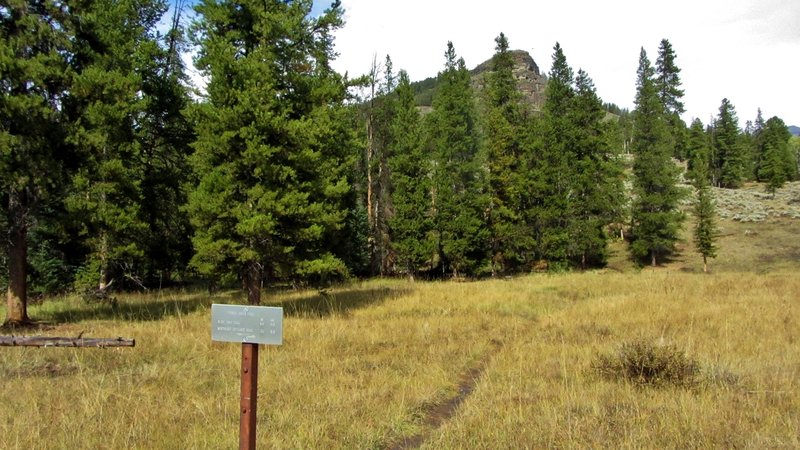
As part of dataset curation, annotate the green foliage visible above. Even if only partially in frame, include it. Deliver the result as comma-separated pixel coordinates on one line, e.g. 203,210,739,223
630,48,685,266
483,33,533,274
1,0,73,320
187,0,354,293
712,98,746,188
686,118,711,183
693,181,718,271
536,42,575,266
757,116,794,195
389,71,434,277
566,69,625,268
425,42,489,277
655,39,687,160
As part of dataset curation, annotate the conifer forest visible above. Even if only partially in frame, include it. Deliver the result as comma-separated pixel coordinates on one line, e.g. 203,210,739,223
2,0,798,324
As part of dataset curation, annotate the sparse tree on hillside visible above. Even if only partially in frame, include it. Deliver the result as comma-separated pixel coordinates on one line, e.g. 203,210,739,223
655,38,687,160
712,98,745,188
759,116,793,196
693,183,718,273
630,48,685,266
691,143,718,273
686,118,711,184
750,109,766,180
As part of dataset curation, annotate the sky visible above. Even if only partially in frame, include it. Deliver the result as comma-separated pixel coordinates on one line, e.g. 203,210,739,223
328,0,800,127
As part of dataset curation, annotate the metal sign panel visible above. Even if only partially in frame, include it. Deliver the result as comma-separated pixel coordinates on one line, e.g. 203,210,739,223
211,304,283,345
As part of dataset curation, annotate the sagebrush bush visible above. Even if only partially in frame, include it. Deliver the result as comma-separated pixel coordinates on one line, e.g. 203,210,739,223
593,339,700,387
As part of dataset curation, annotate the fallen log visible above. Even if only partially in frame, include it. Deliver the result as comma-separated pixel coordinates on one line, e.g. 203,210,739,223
0,336,135,348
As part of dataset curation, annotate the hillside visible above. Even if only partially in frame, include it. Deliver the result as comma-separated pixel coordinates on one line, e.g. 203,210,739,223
789,125,800,136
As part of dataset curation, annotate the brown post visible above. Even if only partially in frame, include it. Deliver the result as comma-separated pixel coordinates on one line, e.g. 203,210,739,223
240,343,258,450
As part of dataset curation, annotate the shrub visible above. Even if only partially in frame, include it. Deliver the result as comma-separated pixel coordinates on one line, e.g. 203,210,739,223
593,339,700,387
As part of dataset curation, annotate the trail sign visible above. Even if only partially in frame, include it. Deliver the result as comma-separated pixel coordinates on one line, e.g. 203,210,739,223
211,304,283,345
211,304,283,450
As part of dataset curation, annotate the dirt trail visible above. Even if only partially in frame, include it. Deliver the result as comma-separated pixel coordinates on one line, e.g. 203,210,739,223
389,339,502,449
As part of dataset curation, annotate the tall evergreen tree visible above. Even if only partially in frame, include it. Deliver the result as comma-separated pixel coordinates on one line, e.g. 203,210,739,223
566,69,624,268
691,147,718,273
759,116,793,196
388,71,431,278
630,48,684,266
0,1,71,324
712,98,745,188
483,33,531,274
362,55,396,275
693,183,718,273
187,0,353,302
685,118,711,184
135,2,195,285
655,38,687,160
750,109,766,180
426,42,488,277
537,42,575,267
63,0,168,291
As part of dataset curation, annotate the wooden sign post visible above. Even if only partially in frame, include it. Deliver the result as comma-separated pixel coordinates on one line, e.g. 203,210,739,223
240,342,258,450
211,304,283,450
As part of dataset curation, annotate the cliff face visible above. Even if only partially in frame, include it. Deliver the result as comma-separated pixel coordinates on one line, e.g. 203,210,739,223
471,50,547,113
412,49,547,113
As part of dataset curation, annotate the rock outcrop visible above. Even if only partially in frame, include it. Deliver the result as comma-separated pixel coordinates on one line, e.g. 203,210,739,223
471,49,547,112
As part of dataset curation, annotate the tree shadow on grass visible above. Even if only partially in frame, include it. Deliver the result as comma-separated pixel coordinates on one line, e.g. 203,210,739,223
41,294,214,324
34,285,408,324
264,286,408,318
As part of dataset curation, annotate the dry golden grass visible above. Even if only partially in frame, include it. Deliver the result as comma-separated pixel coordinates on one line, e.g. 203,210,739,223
1,270,798,449
2,203,799,448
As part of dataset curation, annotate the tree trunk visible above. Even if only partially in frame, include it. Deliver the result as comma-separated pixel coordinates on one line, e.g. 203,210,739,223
244,261,262,305
651,250,657,267
5,192,29,325
98,232,109,290
703,255,708,273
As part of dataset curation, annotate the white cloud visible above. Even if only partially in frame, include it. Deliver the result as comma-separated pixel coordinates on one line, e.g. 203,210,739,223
332,0,800,126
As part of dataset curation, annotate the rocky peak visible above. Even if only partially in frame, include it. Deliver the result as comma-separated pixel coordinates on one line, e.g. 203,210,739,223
471,49,547,112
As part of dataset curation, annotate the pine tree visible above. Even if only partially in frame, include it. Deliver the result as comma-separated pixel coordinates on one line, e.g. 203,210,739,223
750,109,766,180
685,118,712,184
759,116,792,196
713,98,745,188
135,2,195,284
388,71,432,278
693,183,718,273
655,39,687,160
363,55,396,275
64,0,168,291
630,48,685,266
1,1,72,324
187,0,352,302
691,149,718,273
566,69,624,268
483,33,532,274
426,42,488,277
538,42,575,268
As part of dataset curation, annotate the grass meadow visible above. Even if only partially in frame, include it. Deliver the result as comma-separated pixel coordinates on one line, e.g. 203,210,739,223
1,187,799,449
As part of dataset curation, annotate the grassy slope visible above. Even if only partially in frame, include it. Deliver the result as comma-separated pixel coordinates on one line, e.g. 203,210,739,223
1,182,798,449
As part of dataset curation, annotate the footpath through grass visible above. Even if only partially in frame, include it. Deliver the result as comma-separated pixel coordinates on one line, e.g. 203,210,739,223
1,271,798,448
